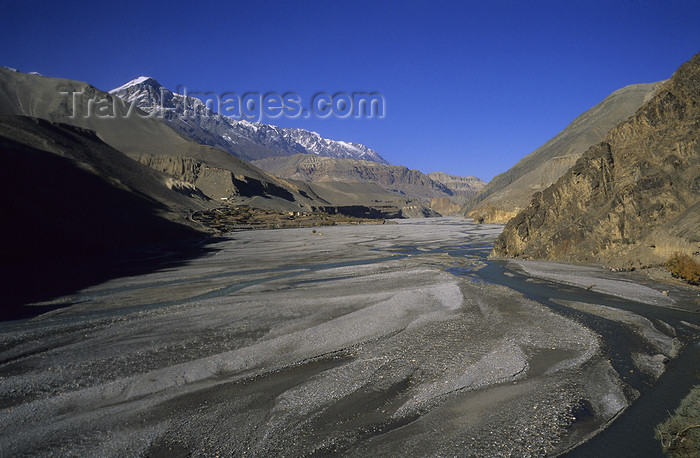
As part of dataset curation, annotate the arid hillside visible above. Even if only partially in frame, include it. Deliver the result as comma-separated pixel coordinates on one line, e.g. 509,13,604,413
467,81,663,223
493,53,700,269
0,68,332,211
253,154,484,200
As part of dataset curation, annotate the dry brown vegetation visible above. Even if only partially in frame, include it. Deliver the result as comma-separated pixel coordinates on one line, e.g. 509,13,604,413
665,252,700,285
656,385,700,457
191,205,387,232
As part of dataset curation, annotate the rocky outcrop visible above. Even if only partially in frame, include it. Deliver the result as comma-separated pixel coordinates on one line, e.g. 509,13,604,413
400,204,441,218
493,52,700,269
469,203,519,224
468,81,664,223
426,172,485,200
130,154,295,201
428,197,463,216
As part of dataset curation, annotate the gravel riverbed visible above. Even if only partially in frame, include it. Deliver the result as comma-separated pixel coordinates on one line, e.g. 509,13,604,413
0,218,696,456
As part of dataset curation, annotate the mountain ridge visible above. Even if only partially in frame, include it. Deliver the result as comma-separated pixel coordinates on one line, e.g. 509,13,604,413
252,154,484,200
0,68,340,212
109,77,390,164
466,81,665,223
493,52,700,269
0,69,442,222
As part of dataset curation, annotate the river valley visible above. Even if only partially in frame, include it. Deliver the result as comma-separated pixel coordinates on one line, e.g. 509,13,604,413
0,218,698,457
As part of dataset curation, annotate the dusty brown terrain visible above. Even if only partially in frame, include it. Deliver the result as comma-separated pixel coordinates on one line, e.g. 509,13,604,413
427,171,485,200
191,205,390,231
494,52,700,269
253,154,484,200
428,196,464,216
467,81,663,223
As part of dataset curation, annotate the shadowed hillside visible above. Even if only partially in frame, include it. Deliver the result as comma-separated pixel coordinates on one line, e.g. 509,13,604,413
0,115,219,319
0,68,330,212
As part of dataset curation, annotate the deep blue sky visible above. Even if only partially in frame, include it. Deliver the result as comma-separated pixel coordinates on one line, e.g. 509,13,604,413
2,1,699,181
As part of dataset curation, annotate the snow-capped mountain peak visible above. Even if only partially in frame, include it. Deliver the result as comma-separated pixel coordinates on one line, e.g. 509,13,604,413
109,77,389,164
110,76,159,94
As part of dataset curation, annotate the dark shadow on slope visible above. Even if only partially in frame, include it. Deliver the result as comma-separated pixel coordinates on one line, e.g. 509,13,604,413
0,136,218,321
0,237,219,322
232,175,295,201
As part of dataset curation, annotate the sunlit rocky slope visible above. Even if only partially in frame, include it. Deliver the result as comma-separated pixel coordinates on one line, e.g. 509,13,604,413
467,81,664,223
252,154,484,201
494,52,700,269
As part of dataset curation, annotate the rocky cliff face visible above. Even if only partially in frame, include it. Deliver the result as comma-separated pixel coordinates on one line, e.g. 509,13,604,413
130,154,297,202
468,81,664,223
493,53,700,269
426,172,485,201
428,197,463,216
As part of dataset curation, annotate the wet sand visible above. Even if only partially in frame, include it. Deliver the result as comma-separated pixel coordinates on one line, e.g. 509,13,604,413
0,218,697,456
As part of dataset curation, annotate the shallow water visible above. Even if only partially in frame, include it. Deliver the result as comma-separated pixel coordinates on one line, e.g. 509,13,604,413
0,218,697,456
470,260,699,457
390,237,700,456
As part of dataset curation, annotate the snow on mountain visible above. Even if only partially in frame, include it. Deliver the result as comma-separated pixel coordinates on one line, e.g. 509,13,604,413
109,77,390,164
110,76,157,94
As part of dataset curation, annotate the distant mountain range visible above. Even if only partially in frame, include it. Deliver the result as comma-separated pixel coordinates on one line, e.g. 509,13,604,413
110,77,389,164
494,52,700,269
252,154,484,200
5,53,694,275
0,68,449,266
466,81,665,223
0,67,331,210
111,76,483,205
